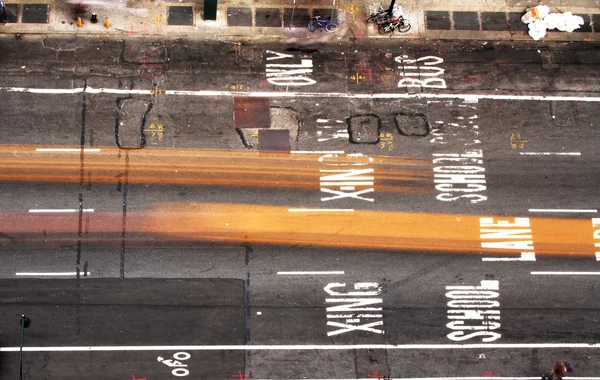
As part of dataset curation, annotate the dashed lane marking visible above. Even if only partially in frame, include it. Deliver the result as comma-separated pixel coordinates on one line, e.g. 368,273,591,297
28,209,95,213
531,271,600,275
35,148,101,152
519,152,581,156
3,86,600,102
528,209,597,213
15,272,90,276
277,271,345,275
1,343,600,352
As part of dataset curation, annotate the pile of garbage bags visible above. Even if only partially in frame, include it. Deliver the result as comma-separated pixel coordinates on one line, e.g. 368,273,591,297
521,5,584,40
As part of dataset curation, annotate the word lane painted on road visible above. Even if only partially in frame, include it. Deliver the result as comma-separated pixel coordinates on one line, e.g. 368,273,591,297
319,153,375,203
324,282,384,336
265,50,315,86
593,218,600,261
446,280,501,342
396,55,447,89
480,217,536,261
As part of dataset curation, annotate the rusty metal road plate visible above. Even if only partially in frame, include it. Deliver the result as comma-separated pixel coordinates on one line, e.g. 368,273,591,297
233,97,271,129
259,129,290,152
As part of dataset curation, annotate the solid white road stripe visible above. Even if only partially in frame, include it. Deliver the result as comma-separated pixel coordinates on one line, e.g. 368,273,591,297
254,378,596,380
1,342,600,352
528,209,597,213
291,151,345,154
35,148,101,152
28,209,95,213
3,86,600,102
277,271,344,275
531,271,600,275
482,252,536,262
288,208,354,212
520,152,581,156
15,272,88,276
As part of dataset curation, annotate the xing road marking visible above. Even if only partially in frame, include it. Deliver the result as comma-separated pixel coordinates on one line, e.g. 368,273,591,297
528,209,597,213
531,271,600,275
288,208,354,212
15,272,89,276
2,343,600,352
35,148,101,152
519,152,581,156
28,209,95,213
277,271,345,275
3,86,600,102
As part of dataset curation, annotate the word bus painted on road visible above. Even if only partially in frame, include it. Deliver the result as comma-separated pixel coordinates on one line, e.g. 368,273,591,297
265,50,316,86
445,280,501,342
433,149,487,203
324,282,384,336
395,55,447,89
319,153,375,203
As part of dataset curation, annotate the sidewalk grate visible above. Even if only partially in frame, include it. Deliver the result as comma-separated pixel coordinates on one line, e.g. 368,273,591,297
594,14,600,32
313,8,338,23
255,8,281,27
453,11,479,30
227,7,252,27
0,4,19,23
167,6,194,26
508,12,528,32
425,11,451,30
481,12,508,31
283,8,310,28
573,14,592,32
21,4,48,24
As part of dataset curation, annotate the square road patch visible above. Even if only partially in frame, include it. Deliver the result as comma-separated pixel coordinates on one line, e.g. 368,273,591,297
255,8,281,27
21,4,48,24
259,129,290,152
168,6,194,26
425,11,451,30
227,7,252,27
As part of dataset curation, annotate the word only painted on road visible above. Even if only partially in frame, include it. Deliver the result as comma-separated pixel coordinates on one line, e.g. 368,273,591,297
395,55,447,89
446,280,501,342
480,217,536,260
433,149,487,203
319,153,375,203
592,218,600,261
265,50,316,86
324,282,384,336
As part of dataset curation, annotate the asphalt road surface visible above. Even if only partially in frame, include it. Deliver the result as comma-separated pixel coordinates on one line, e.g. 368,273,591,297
0,36,599,380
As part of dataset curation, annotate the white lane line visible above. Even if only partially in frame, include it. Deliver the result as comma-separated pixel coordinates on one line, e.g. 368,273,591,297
15,272,88,276
519,152,581,156
277,271,345,275
532,271,600,275
1,342,600,352
482,252,536,262
288,208,354,212
257,378,595,380
35,148,101,152
3,86,600,102
28,209,95,213
291,151,345,154
528,209,597,213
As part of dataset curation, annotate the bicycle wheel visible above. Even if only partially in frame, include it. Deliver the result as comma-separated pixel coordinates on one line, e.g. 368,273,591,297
308,20,316,32
397,20,411,32
378,23,393,34
325,23,338,32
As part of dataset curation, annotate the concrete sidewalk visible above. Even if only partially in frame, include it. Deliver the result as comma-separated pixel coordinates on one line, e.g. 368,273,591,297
0,0,599,41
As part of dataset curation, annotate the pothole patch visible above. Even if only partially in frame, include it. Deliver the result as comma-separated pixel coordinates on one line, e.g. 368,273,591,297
116,98,152,149
394,112,430,137
348,115,380,144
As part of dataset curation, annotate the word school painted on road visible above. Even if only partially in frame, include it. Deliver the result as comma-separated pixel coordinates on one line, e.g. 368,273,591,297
446,280,501,342
319,153,375,203
396,55,447,89
325,282,384,336
433,149,487,204
265,50,316,86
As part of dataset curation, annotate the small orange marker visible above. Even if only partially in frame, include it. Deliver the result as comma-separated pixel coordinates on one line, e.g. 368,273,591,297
104,17,110,28
77,16,83,28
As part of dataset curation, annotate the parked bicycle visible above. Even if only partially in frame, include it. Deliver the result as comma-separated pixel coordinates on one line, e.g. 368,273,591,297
378,16,411,34
366,7,390,24
308,16,338,32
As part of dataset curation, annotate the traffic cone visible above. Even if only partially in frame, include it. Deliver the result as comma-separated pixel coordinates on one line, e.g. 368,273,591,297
77,16,83,27
104,17,110,28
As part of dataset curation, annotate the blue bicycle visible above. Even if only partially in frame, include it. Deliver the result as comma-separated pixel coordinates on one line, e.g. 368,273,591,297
307,16,338,32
